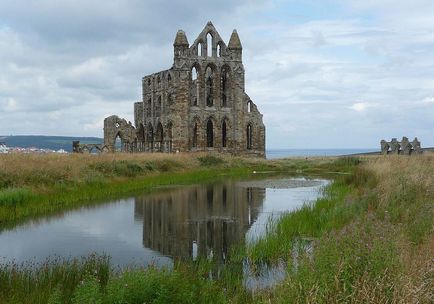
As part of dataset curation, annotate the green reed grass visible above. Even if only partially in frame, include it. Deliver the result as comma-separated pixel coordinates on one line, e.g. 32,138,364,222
259,216,405,303
1,155,432,303
0,254,110,304
246,173,374,263
0,187,35,207
250,156,434,303
0,255,240,304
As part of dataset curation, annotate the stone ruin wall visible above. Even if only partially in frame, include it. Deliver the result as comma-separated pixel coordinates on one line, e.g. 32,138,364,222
380,137,422,155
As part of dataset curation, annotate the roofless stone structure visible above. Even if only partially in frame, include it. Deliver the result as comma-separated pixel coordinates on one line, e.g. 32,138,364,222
103,22,265,157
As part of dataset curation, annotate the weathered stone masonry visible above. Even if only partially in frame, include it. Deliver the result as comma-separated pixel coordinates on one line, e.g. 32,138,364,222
104,22,265,157
380,137,421,155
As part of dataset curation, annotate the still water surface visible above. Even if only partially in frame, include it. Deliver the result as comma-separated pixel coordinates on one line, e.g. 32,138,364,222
0,177,328,268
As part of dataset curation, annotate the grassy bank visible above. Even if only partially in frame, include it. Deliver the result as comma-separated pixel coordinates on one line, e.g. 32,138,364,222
0,153,344,229
0,255,237,304
249,155,434,303
0,154,432,303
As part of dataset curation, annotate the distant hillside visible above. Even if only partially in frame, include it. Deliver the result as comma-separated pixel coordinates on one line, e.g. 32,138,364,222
0,135,103,152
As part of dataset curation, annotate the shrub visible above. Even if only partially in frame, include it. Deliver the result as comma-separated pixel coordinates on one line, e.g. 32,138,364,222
91,161,145,177
155,159,182,172
143,161,156,171
198,155,224,167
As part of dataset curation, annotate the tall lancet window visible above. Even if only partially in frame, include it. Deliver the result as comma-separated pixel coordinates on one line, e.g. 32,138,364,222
207,33,212,57
247,124,253,150
205,67,213,107
192,122,198,148
221,66,230,107
207,119,214,147
197,42,202,56
222,120,227,148
191,67,199,106
217,43,222,57
147,98,152,116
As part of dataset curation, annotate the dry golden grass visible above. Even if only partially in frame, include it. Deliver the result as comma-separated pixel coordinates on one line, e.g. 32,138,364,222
0,152,237,191
0,153,196,183
251,155,433,303
0,152,343,192
365,154,434,198
361,155,434,303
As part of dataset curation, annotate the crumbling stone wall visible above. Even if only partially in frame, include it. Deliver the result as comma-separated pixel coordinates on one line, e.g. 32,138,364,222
104,115,138,152
380,137,422,155
72,141,109,154
105,22,265,157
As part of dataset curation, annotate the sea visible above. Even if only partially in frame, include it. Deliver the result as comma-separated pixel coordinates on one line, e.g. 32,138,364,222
266,149,377,159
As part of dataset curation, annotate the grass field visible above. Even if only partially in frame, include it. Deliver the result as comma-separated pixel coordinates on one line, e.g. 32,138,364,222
249,155,434,303
0,153,432,303
0,153,342,229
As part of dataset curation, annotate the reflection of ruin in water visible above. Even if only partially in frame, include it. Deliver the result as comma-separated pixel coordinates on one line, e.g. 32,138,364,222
134,182,265,262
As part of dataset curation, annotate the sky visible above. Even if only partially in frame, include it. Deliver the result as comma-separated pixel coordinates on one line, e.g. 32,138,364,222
0,0,433,149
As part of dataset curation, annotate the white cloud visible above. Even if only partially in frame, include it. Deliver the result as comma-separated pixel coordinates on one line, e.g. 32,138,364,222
3,98,18,112
0,0,434,148
421,96,434,104
349,102,376,112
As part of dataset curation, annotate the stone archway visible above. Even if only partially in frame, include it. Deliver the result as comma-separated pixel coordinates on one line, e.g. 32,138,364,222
166,122,173,152
103,115,138,152
155,122,164,152
114,132,123,152
146,123,154,152
137,123,145,152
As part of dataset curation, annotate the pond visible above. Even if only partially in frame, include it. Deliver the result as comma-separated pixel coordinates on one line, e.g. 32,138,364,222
0,177,328,269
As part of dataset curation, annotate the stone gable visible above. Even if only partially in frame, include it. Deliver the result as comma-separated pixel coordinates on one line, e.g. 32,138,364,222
104,22,265,157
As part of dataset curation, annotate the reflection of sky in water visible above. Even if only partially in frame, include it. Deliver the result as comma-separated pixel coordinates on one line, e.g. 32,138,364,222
246,179,329,243
0,177,328,267
0,200,172,267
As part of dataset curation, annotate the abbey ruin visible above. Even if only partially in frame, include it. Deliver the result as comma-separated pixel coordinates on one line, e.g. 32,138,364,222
103,22,265,157
380,137,422,155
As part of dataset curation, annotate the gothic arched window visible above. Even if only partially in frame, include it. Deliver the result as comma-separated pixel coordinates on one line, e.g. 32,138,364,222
147,98,152,116
167,122,173,152
191,66,199,106
221,66,230,107
247,100,253,113
155,123,163,152
207,119,214,148
147,123,154,150
217,43,222,57
192,122,198,148
197,43,202,56
207,33,213,57
247,124,253,150
222,120,227,148
205,67,213,107
155,96,161,117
